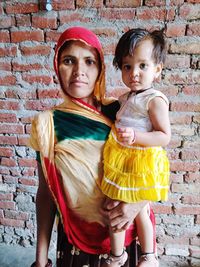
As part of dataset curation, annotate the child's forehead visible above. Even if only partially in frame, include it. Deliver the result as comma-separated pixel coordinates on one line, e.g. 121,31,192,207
124,39,154,58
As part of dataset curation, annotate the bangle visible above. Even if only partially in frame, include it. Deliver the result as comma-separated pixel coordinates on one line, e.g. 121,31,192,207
30,259,52,267
131,130,136,144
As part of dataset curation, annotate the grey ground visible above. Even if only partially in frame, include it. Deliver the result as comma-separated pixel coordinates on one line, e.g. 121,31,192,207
0,244,56,267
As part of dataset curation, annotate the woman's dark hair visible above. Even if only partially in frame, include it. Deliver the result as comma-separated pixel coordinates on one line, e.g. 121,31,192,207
113,28,167,69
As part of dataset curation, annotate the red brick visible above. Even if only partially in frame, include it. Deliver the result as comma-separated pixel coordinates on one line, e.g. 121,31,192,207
99,8,136,20
0,218,24,227
165,71,200,85
196,215,200,224
172,183,200,195
4,210,29,220
179,3,200,20
37,88,62,99
0,124,24,134
181,149,200,160
181,195,200,205
182,85,200,96
12,61,43,71
168,137,182,149
0,75,16,85
170,160,199,172
18,158,37,168
0,147,14,157
93,28,117,38
170,113,192,125
45,30,61,42
1,158,17,167
0,136,18,145
152,203,173,214
0,46,17,57
165,55,190,69
105,0,141,7
171,102,200,112
187,22,200,36
40,0,75,10
0,193,13,201
0,30,10,42
184,173,200,183
3,175,18,184
20,45,51,56
166,23,186,37
15,14,31,27
170,41,200,54
5,2,39,14
189,246,200,258
22,74,52,85
24,100,54,111
137,8,165,20
0,113,17,123
18,135,30,146
21,168,36,177
19,178,38,186
190,237,200,247
0,167,10,175
32,15,57,29
5,89,36,99
59,12,90,24
145,0,184,5
174,204,200,215
0,61,11,71
0,201,15,209
11,30,44,43
170,173,184,183
103,42,116,55
0,15,14,28
158,235,189,246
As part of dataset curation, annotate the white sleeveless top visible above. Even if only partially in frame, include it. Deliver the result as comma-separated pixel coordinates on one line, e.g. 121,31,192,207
115,88,169,132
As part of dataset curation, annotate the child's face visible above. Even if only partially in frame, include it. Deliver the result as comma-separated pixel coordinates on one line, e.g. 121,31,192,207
58,40,100,104
121,39,162,92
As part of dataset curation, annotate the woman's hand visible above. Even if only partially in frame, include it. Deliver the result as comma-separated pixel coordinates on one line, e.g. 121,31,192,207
100,198,148,232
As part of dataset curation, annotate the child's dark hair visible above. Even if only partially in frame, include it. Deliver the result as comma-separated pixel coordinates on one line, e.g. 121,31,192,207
113,28,167,69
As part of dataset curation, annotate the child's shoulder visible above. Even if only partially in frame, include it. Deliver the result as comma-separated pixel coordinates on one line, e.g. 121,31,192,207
145,89,169,105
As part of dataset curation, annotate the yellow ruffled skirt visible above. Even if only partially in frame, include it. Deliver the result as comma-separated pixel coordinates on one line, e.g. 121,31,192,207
101,129,170,203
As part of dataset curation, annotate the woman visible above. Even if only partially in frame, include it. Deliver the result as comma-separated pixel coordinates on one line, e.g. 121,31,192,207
29,27,156,267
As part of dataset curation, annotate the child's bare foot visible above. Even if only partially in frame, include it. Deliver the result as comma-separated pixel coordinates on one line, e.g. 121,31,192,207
137,253,159,267
101,250,128,267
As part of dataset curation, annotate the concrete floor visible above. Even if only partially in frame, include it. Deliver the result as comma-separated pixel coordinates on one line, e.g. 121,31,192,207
0,244,55,267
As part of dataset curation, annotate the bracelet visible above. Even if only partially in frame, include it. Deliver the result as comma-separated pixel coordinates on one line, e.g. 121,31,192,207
131,130,136,144
30,259,52,267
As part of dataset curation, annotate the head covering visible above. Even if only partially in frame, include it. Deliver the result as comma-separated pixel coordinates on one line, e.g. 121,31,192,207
54,26,109,104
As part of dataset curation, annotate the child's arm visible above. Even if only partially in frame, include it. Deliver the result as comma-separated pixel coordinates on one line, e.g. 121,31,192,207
117,96,171,147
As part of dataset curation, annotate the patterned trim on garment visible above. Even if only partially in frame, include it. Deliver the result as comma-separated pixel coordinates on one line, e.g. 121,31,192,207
103,177,169,192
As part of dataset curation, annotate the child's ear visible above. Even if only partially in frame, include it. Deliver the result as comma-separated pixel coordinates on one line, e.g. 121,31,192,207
154,63,163,80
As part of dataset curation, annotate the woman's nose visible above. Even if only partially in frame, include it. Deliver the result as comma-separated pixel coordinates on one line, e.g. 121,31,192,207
73,62,85,76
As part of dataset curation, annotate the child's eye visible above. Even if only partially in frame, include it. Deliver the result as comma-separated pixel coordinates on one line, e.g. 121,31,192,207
140,63,147,70
122,64,131,71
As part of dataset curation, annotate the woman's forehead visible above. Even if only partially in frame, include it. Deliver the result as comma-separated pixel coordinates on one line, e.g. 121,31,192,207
60,40,99,58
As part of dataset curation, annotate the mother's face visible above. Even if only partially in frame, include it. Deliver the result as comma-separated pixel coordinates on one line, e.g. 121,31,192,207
58,40,100,105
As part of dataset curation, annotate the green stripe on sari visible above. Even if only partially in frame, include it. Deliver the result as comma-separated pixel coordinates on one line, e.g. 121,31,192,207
53,110,110,142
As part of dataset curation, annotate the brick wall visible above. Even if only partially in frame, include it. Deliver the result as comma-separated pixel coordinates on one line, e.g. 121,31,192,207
0,0,200,266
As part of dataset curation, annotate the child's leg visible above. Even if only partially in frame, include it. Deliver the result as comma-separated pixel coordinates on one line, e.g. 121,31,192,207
102,197,128,267
135,204,154,254
109,226,126,256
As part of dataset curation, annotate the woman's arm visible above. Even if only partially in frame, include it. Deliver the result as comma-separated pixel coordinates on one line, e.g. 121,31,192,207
35,163,56,267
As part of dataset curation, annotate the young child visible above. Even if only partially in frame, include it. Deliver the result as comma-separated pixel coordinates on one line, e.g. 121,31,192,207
101,28,171,267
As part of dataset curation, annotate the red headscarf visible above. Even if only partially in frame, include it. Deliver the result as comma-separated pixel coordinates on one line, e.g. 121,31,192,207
54,26,109,104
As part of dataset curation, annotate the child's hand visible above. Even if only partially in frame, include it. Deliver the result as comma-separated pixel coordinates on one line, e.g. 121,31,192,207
116,127,136,145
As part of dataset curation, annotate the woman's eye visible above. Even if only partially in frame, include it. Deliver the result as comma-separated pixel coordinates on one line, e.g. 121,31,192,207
63,57,74,65
86,58,96,65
